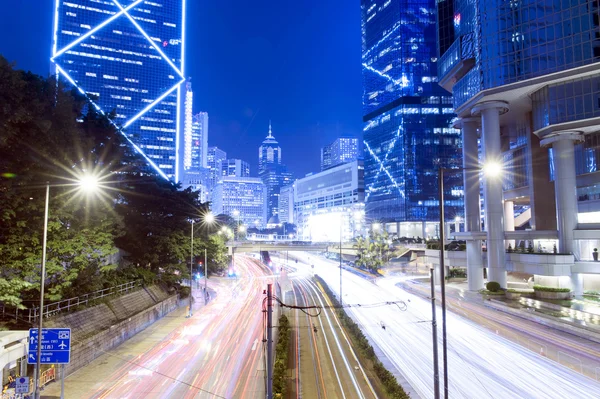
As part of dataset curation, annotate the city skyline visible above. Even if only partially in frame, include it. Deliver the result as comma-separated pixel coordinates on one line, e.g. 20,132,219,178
0,0,363,178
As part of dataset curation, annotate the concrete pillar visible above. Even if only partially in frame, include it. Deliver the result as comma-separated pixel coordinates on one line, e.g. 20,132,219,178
422,221,427,240
457,117,485,290
454,219,460,235
570,273,583,296
472,101,509,288
541,132,583,259
504,200,515,249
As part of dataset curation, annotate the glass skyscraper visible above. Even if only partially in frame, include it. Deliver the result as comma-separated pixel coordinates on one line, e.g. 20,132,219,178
321,137,360,171
361,0,463,226
51,0,186,181
258,122,292,219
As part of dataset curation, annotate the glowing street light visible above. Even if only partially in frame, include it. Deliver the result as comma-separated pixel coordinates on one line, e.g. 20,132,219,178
436,162,502,399
34,173,104,399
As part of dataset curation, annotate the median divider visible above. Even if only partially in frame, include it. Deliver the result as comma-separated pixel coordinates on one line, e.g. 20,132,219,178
313,275,410,399
273,314,290,398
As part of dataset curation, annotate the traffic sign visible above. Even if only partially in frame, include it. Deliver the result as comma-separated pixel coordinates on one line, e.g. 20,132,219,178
27,328,71,364
15,376,29,394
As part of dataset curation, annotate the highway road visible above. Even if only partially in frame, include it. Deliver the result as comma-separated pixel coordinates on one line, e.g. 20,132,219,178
288,252,600,399
44,255,272,399
278,265,376,399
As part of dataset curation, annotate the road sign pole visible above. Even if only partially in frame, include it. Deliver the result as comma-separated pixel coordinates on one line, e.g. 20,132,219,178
61,364,65,399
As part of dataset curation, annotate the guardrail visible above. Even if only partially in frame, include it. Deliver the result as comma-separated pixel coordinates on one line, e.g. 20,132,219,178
0,368,55,399
1,280,141,324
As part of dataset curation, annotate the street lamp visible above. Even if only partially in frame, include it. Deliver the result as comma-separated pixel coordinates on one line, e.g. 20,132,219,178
189,219,195,317
437,163,502,399
202,212,216,301
34,174,100,399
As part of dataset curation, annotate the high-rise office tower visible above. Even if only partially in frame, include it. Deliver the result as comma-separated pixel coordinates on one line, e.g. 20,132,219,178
207,146,227,188
361,0,463,230
437,0,600,290
221,159,250,178
51,0,186,181
321,137,360,171
258,122,292,218
212,177,268,228
192,112,209,169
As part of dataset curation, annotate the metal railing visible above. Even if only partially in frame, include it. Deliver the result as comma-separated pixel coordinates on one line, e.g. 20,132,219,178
28,280,141,322
1,280,141,324
0,368,55,399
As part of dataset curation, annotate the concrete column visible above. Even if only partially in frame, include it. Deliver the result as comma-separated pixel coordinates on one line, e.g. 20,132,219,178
504,200,515,249
541,132,583,259
472,101,509,288
457,117,484,290
570,273,583,296
396,222,401,238
422,221,427,240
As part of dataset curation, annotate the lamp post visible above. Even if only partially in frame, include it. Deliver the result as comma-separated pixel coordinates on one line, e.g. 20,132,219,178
437,162,501,399
34,175,101,399
203,212,215,296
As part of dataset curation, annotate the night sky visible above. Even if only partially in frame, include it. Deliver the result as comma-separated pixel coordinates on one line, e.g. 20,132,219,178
0,0,363,178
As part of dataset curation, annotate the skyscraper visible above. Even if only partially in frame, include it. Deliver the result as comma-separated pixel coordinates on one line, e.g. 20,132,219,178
437,0,600,290
51,0,186,181
212,177,268,228
258,122,292,218
321,137,360,171
207,146,227,188
221,159,250,178
361,0,463,230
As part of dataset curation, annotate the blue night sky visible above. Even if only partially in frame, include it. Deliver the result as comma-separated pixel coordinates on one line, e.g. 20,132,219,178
0,1,363,178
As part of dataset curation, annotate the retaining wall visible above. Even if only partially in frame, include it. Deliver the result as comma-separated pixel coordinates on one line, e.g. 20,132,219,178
45,285,178,376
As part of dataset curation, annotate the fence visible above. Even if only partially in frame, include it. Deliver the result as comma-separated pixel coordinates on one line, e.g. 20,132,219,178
0,368,55,399
1,280,141,324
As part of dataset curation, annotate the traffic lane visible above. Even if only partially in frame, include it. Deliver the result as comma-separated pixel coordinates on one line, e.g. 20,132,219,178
294,253,600,399
293,277,376,399
85,256,270,399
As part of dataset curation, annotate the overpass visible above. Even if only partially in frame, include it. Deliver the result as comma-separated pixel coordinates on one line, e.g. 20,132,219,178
228,241,330,253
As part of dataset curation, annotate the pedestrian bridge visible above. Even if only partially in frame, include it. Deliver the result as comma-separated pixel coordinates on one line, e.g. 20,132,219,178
228,241,330,253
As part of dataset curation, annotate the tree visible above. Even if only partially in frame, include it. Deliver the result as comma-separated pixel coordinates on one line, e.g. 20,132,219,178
353,231,392,272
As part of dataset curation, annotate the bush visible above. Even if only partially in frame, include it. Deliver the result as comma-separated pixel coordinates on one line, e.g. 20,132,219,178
486,281,501,292
448,268,467,279
533,285,571,293
272,314,290,397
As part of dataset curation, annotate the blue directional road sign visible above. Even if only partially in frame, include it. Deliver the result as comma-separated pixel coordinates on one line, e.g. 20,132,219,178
27,328,71,364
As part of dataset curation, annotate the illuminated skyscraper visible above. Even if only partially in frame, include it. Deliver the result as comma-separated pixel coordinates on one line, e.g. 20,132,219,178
361,0,463,230
221,159,250,178
51,0,186,181
258,122,292,218
321,137,360,171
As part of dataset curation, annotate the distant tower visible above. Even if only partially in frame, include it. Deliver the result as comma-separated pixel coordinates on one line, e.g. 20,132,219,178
258,121,292,219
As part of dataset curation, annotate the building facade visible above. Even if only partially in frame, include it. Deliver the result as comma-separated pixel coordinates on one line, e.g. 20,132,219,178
295,161,365,242
212,177,267,228
221,159,250,178
321,137,360,171
207,146,227,189
258,122,292,218
361,0,463,231
192,112,209,170
437,0,600,291
51,0,186,181
279,183,296,224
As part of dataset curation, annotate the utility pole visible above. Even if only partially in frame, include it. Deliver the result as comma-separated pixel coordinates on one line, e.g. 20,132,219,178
438,167,449,399
430,268,440,399
339,218,343,306
189,220,194,317
204,248,208,304
266,283,273,399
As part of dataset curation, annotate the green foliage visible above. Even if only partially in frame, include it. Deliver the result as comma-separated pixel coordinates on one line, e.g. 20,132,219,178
314,275,410,399
353,231,392,272
486,281,501,292
447,268,467,279
0,57,229,311
273,314,290,397
533,285,571,293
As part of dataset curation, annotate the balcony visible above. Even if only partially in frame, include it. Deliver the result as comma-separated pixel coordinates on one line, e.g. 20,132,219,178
437,34,476,92
506,253,575,276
